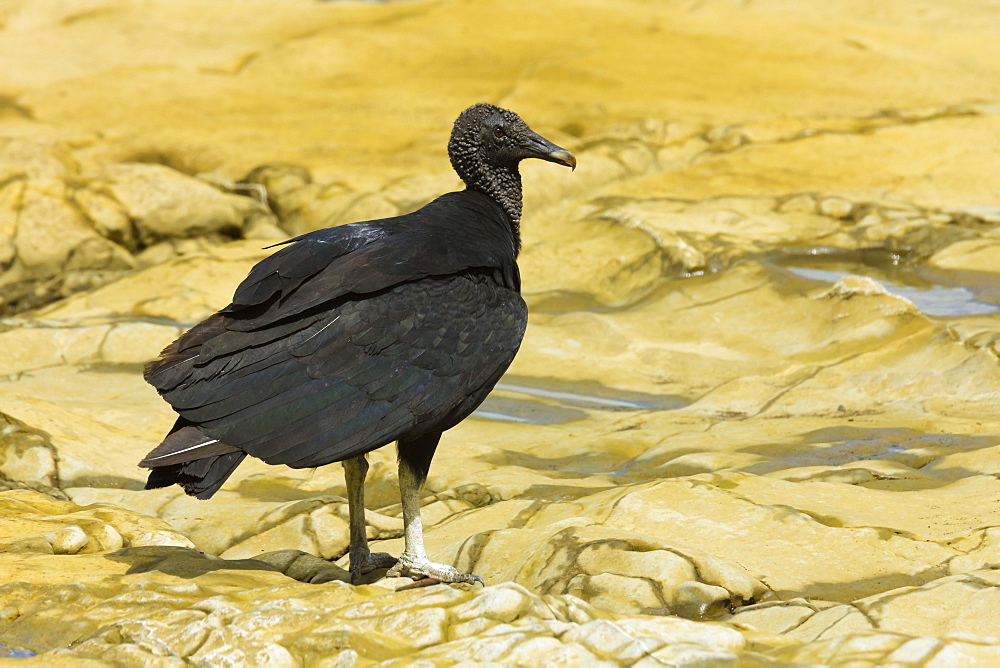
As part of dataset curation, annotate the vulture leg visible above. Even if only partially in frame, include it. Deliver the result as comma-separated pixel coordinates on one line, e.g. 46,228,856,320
387,434,484,585
343,455,397,582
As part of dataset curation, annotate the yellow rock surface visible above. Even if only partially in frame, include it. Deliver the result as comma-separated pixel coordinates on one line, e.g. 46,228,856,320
2,0,1000,664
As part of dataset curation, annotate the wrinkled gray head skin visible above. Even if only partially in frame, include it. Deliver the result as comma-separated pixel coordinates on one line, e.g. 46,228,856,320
448,103,575,243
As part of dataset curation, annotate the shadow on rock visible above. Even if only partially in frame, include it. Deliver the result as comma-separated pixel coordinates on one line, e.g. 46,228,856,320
739,425,1000,485
105,546,352,584
106,545,283,577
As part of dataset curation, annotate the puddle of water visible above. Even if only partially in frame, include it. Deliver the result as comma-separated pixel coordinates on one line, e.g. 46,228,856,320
772,252,1000,316
739,426,998,473
473,376,689,424
785,264,998,316
801,426,996,466
498,376,689,412
0,644,37,658
473,397,589,425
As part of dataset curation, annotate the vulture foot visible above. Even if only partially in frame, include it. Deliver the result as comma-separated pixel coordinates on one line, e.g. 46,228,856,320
387,554,483,586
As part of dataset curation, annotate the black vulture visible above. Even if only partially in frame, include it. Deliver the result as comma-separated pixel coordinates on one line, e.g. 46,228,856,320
139,104,575,584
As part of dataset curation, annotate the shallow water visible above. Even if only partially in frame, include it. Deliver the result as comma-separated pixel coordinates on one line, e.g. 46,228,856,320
802,426,997,464
0,644,36,658
474,375,689,423
772,254,1000,316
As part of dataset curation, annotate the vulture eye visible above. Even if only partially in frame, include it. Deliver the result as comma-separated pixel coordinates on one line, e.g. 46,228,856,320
493,126,505,139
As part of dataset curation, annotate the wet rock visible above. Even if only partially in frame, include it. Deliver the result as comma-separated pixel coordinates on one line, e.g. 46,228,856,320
674,581,733,619
819,276,915,315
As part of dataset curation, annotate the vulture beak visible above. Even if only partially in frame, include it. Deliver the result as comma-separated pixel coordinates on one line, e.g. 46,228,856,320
522,130,577,171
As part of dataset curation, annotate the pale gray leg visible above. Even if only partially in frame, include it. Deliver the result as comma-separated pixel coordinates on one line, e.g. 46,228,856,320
343,455,396,582
386,458,483,585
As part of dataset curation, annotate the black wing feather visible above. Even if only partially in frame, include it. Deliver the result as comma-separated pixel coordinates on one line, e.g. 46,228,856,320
168,275,524,468
222,192,515,332
142,189,526,492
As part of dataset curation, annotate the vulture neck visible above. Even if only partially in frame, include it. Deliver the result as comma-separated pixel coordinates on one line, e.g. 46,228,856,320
468,164,522,255
451,149,523,255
